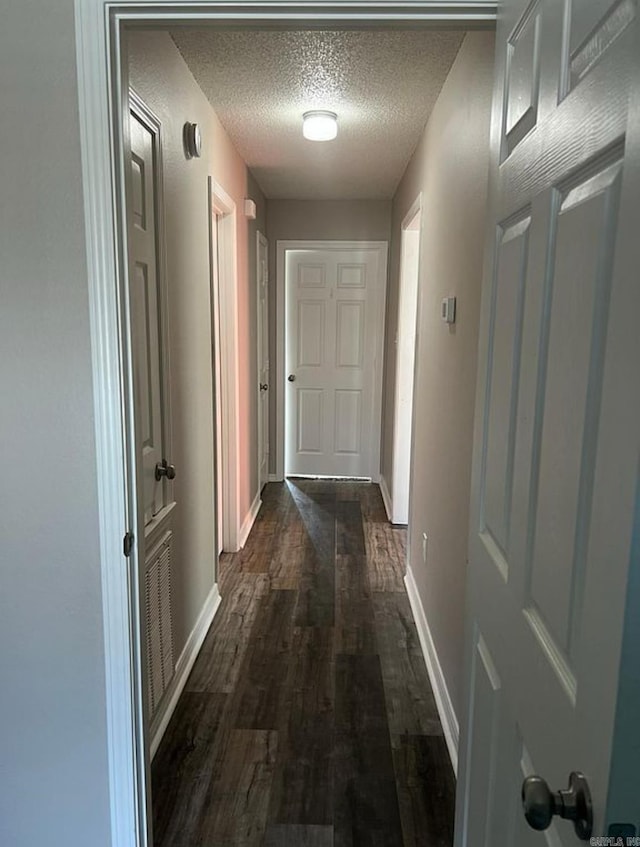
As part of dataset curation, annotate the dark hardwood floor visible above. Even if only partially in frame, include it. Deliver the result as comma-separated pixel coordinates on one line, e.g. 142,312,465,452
152,480,455,847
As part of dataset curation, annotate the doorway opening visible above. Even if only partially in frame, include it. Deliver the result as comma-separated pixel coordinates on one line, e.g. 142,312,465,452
77,6,498,847
277,240,388,481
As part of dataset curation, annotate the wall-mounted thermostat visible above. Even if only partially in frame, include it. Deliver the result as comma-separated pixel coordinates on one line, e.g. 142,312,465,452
244,198,257,220
441,296,456,324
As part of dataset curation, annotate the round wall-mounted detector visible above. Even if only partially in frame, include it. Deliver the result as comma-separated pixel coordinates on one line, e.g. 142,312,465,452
183,122,202,159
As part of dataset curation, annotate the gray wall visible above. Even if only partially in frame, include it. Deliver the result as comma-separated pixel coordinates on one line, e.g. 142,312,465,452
266,199,392,473
381,32,495,719
0,2,112,846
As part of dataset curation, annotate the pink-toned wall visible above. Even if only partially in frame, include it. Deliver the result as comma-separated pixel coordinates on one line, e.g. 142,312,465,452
128,30,266,658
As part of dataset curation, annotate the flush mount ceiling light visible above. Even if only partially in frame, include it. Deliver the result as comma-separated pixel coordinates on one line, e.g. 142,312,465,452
302,110,338,141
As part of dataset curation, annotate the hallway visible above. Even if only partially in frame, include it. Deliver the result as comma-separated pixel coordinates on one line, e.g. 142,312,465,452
151,480,455,846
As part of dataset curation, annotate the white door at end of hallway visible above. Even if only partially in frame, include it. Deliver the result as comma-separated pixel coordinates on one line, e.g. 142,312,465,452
457,2,639,846
285,244,387,479
257,232,269,491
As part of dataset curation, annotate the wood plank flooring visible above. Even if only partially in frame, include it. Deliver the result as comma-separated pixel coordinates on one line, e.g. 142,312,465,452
152,480,455,847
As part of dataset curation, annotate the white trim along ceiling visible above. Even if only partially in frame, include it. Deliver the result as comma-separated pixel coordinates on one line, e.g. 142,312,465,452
73,3,498,847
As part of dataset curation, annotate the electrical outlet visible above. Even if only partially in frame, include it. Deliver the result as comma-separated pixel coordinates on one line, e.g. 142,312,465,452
422,532,428,563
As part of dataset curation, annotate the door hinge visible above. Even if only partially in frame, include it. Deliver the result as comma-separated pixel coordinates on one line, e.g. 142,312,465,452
123,531,135,558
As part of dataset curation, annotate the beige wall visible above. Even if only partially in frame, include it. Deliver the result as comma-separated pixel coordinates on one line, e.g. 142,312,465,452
128,31,266,657
381,32,495,719
266,199,392,473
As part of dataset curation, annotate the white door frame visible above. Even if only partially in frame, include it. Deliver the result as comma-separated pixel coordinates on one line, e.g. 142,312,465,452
276,239,388,482
387,194,422,524
73,4,497,847
257,230,269,491
209,178,241,553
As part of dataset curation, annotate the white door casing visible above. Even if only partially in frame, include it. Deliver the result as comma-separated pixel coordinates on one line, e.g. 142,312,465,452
457,2,639,846
257,232,269,491
283,242,387,479
210,205,224,556
209,179,241,553
390,198,422,524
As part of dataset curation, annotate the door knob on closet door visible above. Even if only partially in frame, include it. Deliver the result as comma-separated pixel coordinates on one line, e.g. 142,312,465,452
288,374,296,382
522,772,592,840
155,460,176,481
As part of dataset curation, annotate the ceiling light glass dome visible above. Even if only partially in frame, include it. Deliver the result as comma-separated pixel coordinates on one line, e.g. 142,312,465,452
302,110,338,141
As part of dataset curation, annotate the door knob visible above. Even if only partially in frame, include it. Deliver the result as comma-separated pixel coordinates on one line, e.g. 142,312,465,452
522,772,592,840
260,383,269,391
288,374,296,382
155,460,176,482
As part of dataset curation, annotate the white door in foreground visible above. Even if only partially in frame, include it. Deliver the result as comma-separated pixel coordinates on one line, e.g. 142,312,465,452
285,244,387,478
457,2,639,846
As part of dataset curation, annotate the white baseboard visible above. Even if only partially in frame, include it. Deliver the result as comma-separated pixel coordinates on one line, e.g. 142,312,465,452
405,563,459,775
150,582,222,759
378,474,393,522
268,473,283,482
239,492,262,549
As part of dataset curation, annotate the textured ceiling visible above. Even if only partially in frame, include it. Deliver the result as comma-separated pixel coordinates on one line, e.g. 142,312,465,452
171,29,464,199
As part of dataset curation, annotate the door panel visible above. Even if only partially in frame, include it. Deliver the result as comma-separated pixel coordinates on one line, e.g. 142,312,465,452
465,631,502,847
565,0,635,92
458,1,638,844
297,389,323,454
502,0,541,157
530,157,622,657
285,245,386,478
297,300,325,366
334,389,362,455
336,301,365,368
482,213,530,561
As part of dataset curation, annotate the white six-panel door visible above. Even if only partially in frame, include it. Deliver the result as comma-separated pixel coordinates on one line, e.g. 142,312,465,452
457,1,639,845
284,243,387,478
129,104,169,528
128,95,177,738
